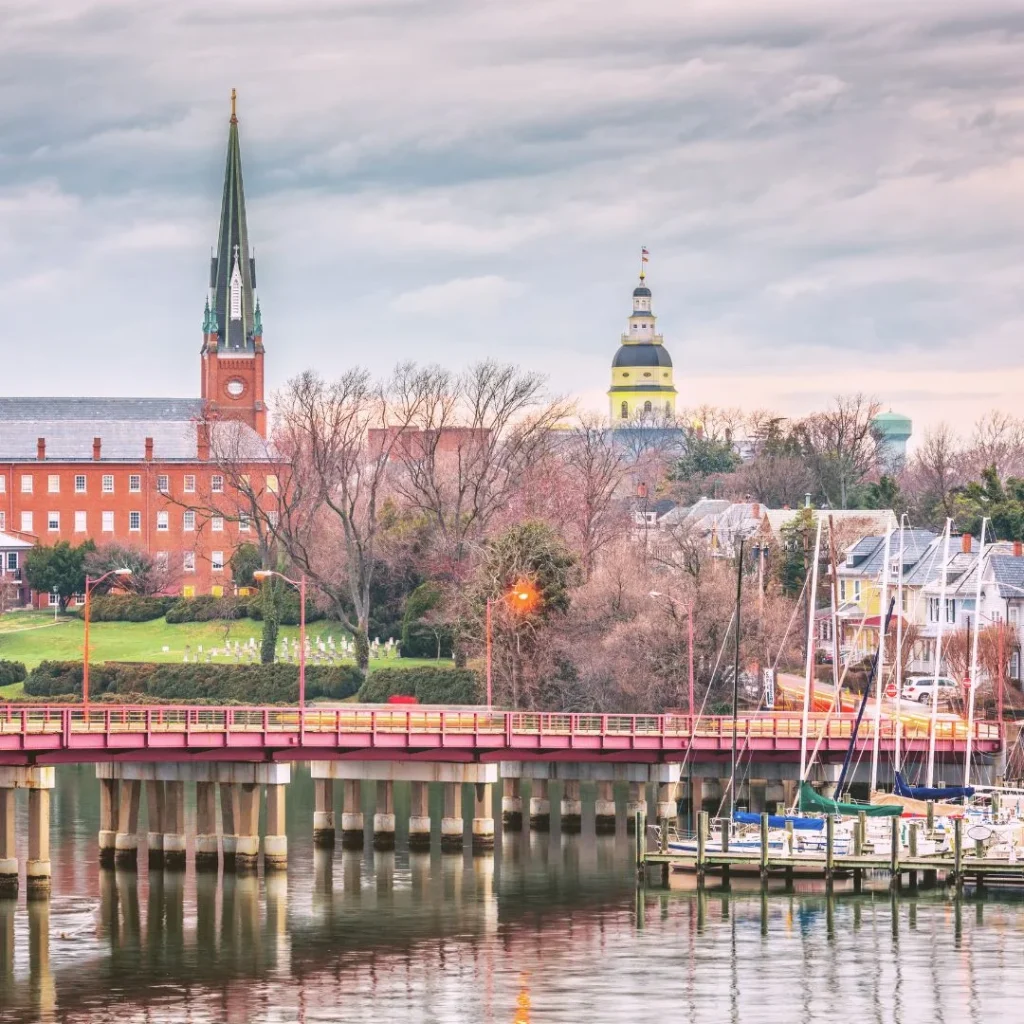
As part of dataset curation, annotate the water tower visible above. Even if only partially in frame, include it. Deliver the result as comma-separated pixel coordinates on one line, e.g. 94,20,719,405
872,410,913,472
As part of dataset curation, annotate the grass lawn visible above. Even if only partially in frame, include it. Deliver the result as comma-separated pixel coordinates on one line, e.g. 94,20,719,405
0,611,445,698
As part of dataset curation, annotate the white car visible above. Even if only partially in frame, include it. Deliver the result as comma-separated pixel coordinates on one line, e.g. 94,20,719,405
901,675,960,705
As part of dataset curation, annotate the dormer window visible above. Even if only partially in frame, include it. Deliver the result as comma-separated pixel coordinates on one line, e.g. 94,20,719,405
229,250,243,321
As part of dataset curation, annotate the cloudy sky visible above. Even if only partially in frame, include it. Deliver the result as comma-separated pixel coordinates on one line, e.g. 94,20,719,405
3,1,1024,439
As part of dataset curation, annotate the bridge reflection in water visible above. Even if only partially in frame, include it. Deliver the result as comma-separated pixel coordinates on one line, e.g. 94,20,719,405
1,766,1023,1023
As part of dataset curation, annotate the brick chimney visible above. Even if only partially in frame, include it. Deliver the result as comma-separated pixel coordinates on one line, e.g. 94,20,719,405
92,437,102,461
196,422,210,461
962,533,972,555
36,437,45,461
1015,540,1023,558
144,437,154,463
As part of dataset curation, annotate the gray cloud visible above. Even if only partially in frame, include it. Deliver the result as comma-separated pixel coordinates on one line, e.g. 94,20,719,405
1,0,1024,429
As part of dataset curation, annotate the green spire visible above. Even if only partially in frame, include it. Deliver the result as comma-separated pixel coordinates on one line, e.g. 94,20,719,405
208,89,256,352
202,297,218,334
254,297,263,336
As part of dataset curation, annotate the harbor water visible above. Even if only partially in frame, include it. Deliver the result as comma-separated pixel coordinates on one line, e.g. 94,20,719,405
1,765,1022,1023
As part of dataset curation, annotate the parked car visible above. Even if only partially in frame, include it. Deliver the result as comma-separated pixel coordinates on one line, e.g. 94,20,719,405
901,675,959,704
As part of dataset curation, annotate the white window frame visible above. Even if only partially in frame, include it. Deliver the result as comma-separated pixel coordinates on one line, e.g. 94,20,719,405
156,511,169,532
102,474,114,494
155,551,169,571
184,474,196,494
0,474,6,493
927,597,940,623
238,512,251,533
945,598,956,624
183,510,196,531
211,516,224,532
47,511,60,532
20,475,32,494
102,511,114,533
47,591,59,608
74,511,87,533
20,511,32,532
129,474,141,493
129,510,141,532
74,474,86,494
0,511,5,532
212,550,224,572
211,474,224,493
266,474,279,493
183,552,196,573
6,552,17,572
157,474,169,493
47,474,60,494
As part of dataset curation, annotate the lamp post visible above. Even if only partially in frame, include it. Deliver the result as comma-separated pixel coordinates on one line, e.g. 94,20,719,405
254,570,307,721
83,568,133,709
649,591,695,716
485,583,536,709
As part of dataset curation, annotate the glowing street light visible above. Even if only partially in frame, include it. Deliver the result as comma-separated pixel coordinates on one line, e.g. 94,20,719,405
253,570,307,723
486,580,539,709
83,568,133,709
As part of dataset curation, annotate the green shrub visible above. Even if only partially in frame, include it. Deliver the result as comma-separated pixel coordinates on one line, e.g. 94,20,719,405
245,595,325,626
400,621,454,659
165,596,244,623
357,666,480,705
23,661,362,703
0,660,26,686
73,594,173,622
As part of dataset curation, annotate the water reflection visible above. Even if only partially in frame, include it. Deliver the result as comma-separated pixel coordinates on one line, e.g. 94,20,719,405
1,767,1024,1022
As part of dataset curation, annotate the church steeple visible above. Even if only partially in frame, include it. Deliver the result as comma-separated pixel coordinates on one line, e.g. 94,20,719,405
207,88,257,353
200,90,267,438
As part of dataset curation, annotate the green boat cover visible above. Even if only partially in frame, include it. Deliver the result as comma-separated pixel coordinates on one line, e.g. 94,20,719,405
799,782,902,818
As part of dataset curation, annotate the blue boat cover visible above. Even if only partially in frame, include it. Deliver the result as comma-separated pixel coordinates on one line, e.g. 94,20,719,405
733,811,824,831
894,771,974,801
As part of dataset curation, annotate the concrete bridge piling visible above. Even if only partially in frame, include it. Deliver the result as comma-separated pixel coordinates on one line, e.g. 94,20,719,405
0,767,53,900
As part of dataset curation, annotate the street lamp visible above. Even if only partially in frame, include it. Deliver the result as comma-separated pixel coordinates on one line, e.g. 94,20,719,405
649,591,695,716
83,568,132,708
486,581,537,709
253,570,307,721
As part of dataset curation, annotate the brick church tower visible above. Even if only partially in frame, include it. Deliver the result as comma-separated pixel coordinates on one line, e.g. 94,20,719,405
200,90,267,437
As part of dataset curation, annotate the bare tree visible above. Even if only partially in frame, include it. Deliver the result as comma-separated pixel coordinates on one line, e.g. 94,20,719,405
965,412,1024,480
798,393,883,509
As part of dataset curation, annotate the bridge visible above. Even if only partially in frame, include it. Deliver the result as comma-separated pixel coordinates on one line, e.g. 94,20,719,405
0,703,1005,903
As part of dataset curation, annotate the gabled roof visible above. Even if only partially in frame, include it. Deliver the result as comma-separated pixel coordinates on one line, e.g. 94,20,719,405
0,532,34,550
0,398,201,422
990,555,1024,600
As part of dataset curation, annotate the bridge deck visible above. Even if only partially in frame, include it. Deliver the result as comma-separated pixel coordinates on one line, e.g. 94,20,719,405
0,706,1002,766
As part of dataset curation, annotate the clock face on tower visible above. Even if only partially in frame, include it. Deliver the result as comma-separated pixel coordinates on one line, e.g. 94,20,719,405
225,378,246,398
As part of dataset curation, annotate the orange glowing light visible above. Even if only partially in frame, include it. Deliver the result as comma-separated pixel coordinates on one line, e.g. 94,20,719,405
509,580,538,613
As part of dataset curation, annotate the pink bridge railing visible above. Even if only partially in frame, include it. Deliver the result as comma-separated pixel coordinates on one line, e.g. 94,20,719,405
0,705,1002,753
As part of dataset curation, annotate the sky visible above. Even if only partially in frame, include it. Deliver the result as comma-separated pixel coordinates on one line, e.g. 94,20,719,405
3,1,1024,442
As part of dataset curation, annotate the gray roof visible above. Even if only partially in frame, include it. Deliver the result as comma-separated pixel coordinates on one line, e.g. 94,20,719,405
0,398,266,461
991,556,1024,599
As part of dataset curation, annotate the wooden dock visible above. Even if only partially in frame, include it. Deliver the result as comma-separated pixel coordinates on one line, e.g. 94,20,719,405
635,810,1024,891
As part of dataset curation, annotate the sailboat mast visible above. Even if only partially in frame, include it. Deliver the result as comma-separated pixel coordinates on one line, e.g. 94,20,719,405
870,528,893,793
799,517,824,789
964,518,988,789
894,514,907,774
927,519,953,788
729,539,744,822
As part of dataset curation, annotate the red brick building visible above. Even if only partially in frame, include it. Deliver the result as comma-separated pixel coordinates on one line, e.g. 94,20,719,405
0,96,273,605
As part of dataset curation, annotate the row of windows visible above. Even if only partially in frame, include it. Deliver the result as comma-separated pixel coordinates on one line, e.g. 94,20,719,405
16,510,266,534
0,473,256,495
32,550,225,586
618,401,673,419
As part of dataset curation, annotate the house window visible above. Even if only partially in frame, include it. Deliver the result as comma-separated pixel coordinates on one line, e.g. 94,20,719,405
20,512,32,533
1010,606,1020,626
102,511,114,533
266,474,279,493
0,474,5,493
212,550,224,572
157,475,169,493
238,513,251,532
1013,651,1021,680
620,401,628,419
212,516,224,532
927,597,940,623
155,552,168,571
0,512,5,531
156,511,169,531
47,474,60,493
183,552,195,573
901,589,908,612
74,511,87,533
211,474,224,493
129,511,141,532
184,475,196,493
839,580,847,602
945,598,956,623
644,401,652,413
183,511,196,531
129,474,141,493
47,512,59,532
20,475,32,494
47,591,59,608
852,581,862,603
74,474,86,493
6,552,17,571
267,510,279,528
102,475,114,493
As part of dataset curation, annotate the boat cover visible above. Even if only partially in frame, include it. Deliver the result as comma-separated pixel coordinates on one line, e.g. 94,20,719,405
734,811,824,831
893,771,974,802
799,781,902,817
